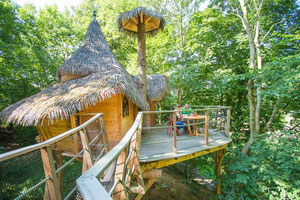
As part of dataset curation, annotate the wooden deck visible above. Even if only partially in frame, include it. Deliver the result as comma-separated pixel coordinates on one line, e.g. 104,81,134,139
139,128,232,163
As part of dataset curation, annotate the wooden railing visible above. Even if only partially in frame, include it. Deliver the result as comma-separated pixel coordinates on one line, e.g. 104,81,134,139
77,112,145,200
76,106,231,199
0,113,108,200
0,106,230,200
142,106,231,154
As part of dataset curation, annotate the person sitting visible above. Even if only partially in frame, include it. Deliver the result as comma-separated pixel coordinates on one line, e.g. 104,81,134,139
181,104,193,115
175,105,186,133
181,104,193,132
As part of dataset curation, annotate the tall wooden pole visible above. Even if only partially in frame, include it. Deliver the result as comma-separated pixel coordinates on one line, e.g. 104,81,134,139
137,13,147,99
214,149,226,195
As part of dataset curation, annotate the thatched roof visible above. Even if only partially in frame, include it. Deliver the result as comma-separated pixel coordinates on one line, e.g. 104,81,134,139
117,7,165,37
0,70,149,126
0,17,150,126
57,16,120,78
134,75,169,102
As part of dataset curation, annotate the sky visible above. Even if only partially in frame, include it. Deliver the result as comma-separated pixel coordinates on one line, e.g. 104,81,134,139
14,0,210,12
13,0,84,11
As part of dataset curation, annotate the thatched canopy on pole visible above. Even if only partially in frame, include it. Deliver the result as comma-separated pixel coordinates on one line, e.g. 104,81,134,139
0,13,149,126
117,7,165,104
117,7,165,37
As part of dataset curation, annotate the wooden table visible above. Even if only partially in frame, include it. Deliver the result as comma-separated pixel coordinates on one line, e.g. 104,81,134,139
182,115,209,137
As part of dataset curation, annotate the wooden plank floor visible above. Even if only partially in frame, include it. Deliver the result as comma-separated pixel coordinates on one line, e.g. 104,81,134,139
139,128,232,163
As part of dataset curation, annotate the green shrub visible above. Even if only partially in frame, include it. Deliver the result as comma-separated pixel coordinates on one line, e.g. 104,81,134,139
222,131,300,199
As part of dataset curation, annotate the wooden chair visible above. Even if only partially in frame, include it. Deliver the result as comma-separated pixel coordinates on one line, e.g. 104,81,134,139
166,116,182,137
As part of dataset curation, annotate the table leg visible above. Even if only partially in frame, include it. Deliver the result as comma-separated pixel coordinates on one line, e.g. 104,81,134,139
187,120,192,136
201,119,205,135
193,119,197,135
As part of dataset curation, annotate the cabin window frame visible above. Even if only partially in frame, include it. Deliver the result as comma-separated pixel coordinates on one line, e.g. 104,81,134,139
122,96,129,117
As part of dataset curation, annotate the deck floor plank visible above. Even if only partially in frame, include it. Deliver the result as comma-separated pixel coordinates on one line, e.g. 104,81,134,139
139,128,232,162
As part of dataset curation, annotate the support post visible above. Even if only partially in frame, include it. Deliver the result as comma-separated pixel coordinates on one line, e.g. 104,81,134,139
137,15,146,98
226,107,231,137
53,151,63,195
205,110,209,146
214,109,219,129
41,146,62,200
70,115,82,162
173,112,177,154
113,149,128,200
79,128,94,173
214,149,226,195
99,116,110,151
135,178,158,200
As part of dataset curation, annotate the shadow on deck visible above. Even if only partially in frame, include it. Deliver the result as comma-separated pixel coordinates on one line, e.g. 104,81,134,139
140,128,232,163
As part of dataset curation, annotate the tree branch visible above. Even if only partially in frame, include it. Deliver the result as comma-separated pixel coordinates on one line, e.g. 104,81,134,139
261,98,281,133
261,19,286,44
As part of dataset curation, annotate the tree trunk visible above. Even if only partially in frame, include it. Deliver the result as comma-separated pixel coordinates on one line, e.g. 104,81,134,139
239,0,257,154
138,20,147,99
255,21,262,134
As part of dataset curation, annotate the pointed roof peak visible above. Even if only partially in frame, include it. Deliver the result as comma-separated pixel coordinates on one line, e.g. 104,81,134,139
57,16,120,79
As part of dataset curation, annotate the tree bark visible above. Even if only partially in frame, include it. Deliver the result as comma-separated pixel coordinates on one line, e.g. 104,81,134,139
239,0,257,154
254,21,262,134
138,20,147,99
261,98,281,133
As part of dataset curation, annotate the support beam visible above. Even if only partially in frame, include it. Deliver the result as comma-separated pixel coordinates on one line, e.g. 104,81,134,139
113,149,128,200
41,146,62,200
173,112,177,154
135,178,157,200
143,169,162,179
205,110,209,146
141,144,228,171
53,151,63,195
214,149,226,195
80,128,94,173
226,108,231,137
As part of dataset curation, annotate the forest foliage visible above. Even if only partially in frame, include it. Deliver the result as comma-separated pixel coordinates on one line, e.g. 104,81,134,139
0,0,299,198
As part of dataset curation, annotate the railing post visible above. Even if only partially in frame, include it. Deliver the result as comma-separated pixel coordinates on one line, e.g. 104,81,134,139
80,128,94,173
214,109,219,129
99,116,110,152
173,112,177,154
226,107,231,137
41,146,62,200
113,148,128,199
205,110,209,146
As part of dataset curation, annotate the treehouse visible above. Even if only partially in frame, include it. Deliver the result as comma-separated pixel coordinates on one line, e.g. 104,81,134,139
0,8,233,200
0,16,168,156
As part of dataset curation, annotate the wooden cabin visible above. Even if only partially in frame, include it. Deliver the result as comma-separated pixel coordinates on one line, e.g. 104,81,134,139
0,16,168,154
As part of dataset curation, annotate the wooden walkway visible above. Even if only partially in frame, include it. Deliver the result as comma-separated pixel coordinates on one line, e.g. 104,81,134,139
139,128,232,163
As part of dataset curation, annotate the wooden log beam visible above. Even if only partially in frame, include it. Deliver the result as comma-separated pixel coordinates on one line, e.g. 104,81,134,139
135,178,157,200
53,151,63,195
173,112,177,154
80,128,94,173
41,146,62,200
113,149,128,200
226,108,231,137
137,15,147,98
214,149,226,195
143,169,162,179
205,110,209,146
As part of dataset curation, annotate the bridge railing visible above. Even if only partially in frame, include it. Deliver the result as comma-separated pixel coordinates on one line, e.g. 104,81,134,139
0,113,108,200
76,106,231,199
141,106,231,154
77,112,145,200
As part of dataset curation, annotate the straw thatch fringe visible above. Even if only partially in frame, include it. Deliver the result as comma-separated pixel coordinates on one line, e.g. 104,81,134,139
117,7,165,37
133,74,169,102
0,70,149,126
